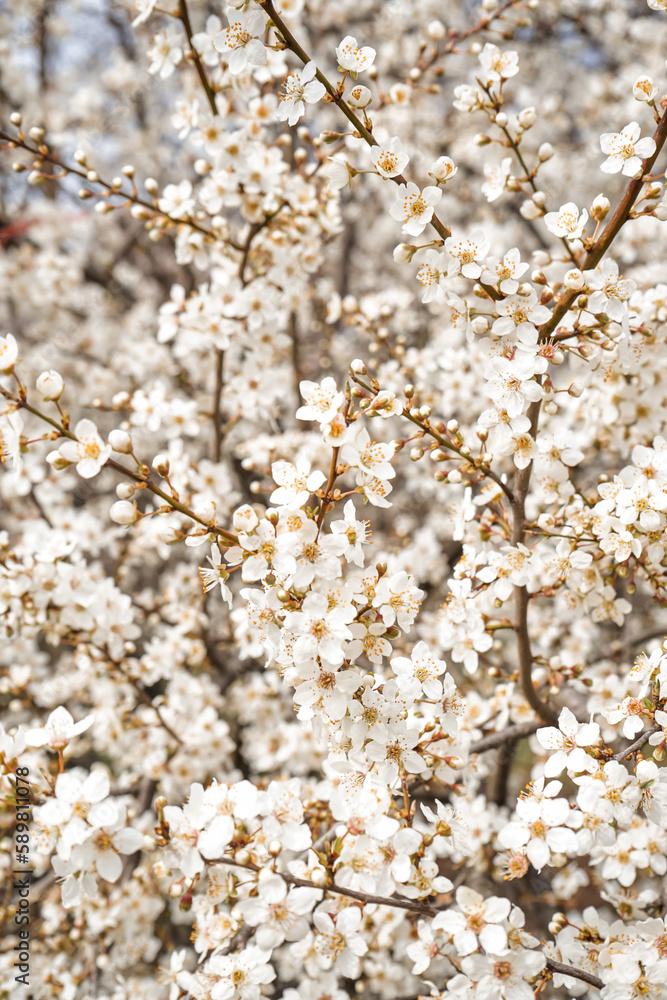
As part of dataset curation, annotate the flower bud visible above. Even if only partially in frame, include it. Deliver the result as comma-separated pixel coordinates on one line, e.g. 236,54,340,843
194,499,217,522
494,111,508,127
537,142,554,161
393,243,416,263
517,106,536,128
46,449,73,471
471,316,488,335
29,126,45,141
520,199,542,220
446,755,465,770
35,369,64,400
145,177,159,195
634,75,656,102
10,111,22,126
152,454,170,476
590,194,610,221
311,867,328,886
110,500,137,525
108,429,133,453
563,268,585,290
233,504,259,532
116,483,135,500
425,17,445,38
347,85,372,108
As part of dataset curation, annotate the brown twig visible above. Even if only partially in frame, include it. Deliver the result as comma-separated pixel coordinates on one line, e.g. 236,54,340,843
510,396,558,726
545,957,604,991
211,854,442,916
257,0,452,237
212,348,225,463
4,390,239,545
0,131,219,242
611,722,662,762
538,107,667,342
470,720,540,754
178,0,218,117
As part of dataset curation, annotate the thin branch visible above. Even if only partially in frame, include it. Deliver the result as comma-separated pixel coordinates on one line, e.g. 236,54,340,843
212,348,224,463
511,395,558,726
5,390,239,545
470,720,540,754
178,0,218,116
211,855,442,916
545,958,604,991
113,662,183,747
257,1,452,235
538,107,667,342
0,131,219,242
612,723,662,762
621,627,667,655
315,400,350,533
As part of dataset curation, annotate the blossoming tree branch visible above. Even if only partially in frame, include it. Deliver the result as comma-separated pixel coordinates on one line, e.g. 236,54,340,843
2,1,667,998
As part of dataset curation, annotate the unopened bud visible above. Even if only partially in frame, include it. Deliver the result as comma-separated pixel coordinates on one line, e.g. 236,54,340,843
564,268,585,290
193,499,217,522
393,243,416,263
110,500,138,525
517,106,536,128
108,429,133,453
35,369,64,401
591,194,610,221
426,19,446,40
152,454,170,476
